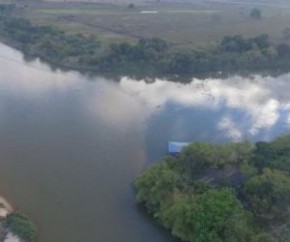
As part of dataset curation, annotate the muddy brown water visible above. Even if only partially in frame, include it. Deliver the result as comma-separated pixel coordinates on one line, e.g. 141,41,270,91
0,43,290,242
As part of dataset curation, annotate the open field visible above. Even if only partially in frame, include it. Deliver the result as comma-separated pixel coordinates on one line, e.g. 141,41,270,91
4,0,290,49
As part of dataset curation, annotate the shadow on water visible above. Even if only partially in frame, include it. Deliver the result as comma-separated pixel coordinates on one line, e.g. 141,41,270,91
22,51,290,83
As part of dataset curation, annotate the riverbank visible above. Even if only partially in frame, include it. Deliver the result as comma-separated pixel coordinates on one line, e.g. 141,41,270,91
0,196,13,215
2,4,290,78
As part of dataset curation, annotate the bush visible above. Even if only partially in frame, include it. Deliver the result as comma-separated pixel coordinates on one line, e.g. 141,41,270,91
250,8,262,20
128,3,135,9
4,212,37,241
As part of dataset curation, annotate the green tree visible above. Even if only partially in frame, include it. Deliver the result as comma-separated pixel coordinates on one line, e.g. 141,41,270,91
178,142,252,179
253,135,290,171
128,3,135,9
250,8,262,20
193,188,253,242
244,169,290,218
134,160,181,213
158,192,197,241
4,212,37,241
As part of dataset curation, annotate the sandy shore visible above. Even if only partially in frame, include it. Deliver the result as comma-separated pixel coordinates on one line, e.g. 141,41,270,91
0,196,13,216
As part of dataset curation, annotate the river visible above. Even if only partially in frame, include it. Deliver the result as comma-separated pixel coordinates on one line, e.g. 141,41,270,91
0,43,290,242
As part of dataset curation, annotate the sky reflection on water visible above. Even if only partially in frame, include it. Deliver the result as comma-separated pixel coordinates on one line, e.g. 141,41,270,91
0,42,290,242
118,75,290,143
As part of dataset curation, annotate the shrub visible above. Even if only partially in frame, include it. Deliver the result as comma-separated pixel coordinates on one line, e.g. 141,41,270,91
4,212,37,241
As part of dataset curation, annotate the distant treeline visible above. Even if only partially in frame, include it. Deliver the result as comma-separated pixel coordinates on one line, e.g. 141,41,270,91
1,4,290,75
0,15,101,66
134,134,290,242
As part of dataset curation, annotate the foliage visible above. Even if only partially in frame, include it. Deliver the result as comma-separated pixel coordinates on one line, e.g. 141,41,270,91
128,3,135,9
252,134,290,171
135,134,290,242
193,188,253,242
97,33,289,74
157,192,196,241
2,4,290,75
177,142,253,179
134,159,181,213
158,189,254,242
4,212,37,241
250,8,262,20
244,169,290,218
0,14,101,66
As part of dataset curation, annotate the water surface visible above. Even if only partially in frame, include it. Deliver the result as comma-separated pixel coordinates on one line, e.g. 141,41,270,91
0,43,290,242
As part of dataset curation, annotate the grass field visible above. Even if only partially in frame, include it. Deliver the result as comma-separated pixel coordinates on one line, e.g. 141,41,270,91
5,0,290,49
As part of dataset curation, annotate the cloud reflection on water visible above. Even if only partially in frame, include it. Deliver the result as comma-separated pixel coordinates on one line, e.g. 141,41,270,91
1,43,290,242
118,74,290,141
1,42,290,142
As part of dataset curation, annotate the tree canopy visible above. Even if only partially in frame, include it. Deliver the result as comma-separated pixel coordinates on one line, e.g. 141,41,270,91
250,8,262,20
4,212,37,241
135,134,290,242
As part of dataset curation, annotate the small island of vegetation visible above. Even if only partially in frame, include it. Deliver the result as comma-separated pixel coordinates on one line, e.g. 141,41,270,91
134,134,290,242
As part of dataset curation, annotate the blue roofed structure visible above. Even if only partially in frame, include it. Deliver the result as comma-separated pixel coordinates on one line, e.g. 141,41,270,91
168,142,190,155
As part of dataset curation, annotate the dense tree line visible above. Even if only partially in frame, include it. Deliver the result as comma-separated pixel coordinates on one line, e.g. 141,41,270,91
134,134,290,242
64,32,290,74
2,4,290,75
0,10,101,67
